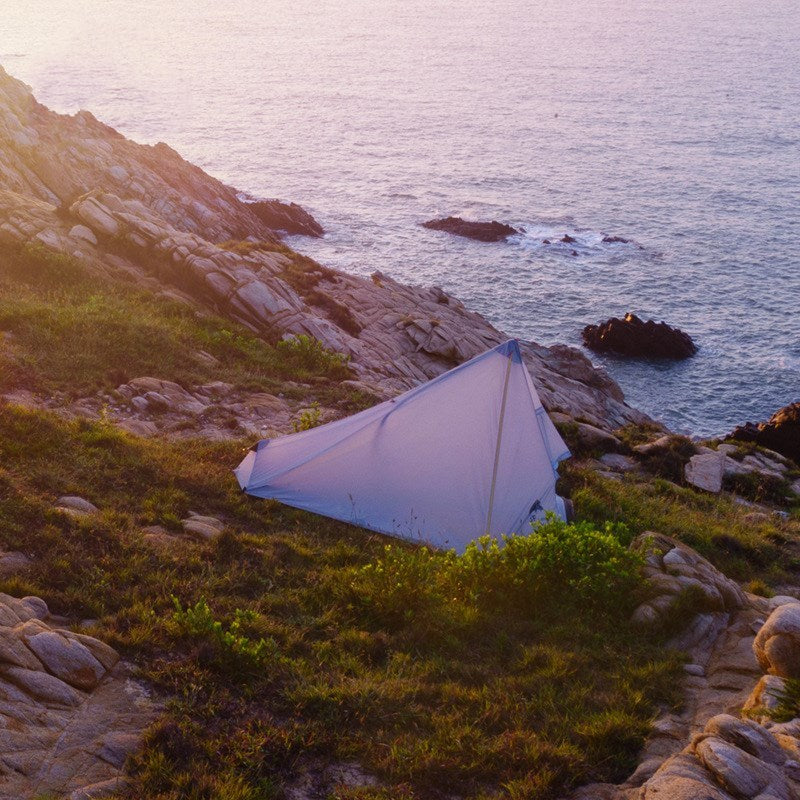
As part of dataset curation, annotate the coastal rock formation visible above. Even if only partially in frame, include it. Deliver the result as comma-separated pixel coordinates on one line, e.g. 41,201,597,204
728,402,800,467
0,592,158,799
582,313,697,359
571,541,800,800
0,67,651,433
421,216,519,242
753,602,800,679
246,198,324,237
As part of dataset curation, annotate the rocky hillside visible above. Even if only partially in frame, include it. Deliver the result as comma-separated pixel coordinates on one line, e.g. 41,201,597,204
3,65,800,800
0,66,647,433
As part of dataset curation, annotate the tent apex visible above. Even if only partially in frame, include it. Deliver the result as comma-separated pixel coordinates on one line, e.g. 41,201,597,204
496,339,523,363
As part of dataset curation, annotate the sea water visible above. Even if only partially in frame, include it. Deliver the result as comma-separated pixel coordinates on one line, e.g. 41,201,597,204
3,0,799,435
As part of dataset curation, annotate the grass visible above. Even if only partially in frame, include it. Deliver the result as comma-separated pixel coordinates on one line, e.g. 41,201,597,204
563,463,800,583
4,240,798,799
0,242,351,398
0,403,682,800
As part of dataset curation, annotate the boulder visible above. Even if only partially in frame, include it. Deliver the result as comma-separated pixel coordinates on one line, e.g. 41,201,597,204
421,216,519,242
22,630,106,690
727,402,800,467
69,224,98,245
0,664,81,706
753,603,800,678
582,313,697,359
631,532,746,627
573,421,622,453
598,453,637,472
685,452,725,493
0,550,32,576
694,736,790,798
602,235,630,244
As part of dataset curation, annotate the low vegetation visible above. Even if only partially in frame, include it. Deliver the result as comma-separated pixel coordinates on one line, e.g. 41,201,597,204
0,243,350,398
0,403,682,800
3,241,800,799
564,463,800,583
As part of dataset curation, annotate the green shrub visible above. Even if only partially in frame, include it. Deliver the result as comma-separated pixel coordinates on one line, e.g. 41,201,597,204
292,402,323,432
724,472,792,507
170,596,277,674
276,334,350,377
335,516,643,632
456,516,640,615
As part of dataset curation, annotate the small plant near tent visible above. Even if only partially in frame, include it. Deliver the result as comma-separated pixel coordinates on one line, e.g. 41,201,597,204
170,596,277,673
292,402,323,432
456,515,640,614
276,334,350,377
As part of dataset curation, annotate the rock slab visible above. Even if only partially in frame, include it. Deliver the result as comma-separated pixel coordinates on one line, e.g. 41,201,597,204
0,593,158,800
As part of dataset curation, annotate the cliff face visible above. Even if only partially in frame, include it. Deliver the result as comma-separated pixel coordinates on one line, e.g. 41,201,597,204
0,67,651,431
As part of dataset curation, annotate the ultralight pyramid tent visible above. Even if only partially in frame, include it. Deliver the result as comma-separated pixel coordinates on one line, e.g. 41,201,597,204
235,339,570,553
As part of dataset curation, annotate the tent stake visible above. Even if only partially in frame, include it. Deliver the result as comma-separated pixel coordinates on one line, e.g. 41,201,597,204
485,353,513,536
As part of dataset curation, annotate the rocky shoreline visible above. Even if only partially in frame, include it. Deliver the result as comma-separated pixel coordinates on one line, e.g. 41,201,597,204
0,66,650,435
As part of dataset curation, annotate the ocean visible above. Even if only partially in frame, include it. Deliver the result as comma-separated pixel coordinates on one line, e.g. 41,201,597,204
3,0,799,436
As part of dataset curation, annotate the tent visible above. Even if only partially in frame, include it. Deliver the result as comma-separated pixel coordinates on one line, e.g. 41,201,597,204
235,339,570,553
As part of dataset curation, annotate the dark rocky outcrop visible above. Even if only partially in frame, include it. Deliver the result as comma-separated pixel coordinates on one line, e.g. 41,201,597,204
421,217,518,242
727,402,800,466
582,313,697,359
246,199,324,238
602,235,630,244
561,234,577,243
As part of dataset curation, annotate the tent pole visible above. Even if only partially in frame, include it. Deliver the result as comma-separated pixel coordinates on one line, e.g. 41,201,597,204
485,353,513,536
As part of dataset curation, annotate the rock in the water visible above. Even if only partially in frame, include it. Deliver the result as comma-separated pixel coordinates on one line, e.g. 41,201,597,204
561,233,577,243
246,198,324,237
753,602,800,678
727,402,800,467
421,216,519,242
582,313,697,359
602,235,630,244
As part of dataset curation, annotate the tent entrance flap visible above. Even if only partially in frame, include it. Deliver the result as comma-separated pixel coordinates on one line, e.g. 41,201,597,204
235,339,571,553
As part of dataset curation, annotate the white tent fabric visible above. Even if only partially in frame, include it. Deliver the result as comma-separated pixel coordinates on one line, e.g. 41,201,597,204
235,339,570,553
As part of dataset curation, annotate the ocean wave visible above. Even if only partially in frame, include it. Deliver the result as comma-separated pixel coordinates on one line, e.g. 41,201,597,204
777,353,800,372
514,222,642,253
